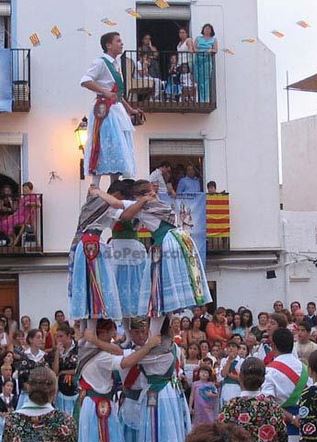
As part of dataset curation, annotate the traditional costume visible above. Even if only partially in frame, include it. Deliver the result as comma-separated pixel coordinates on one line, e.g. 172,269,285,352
81,55,135,178
16,348,48,410
75,348,125,442
261,353,308,441
118,346,147,442
110,220,146,318
55,340,79,416
299,384,317,441
137,343,191,442
219,392,288,442
68,194,131,321
3,400,77,442
136,199,212,318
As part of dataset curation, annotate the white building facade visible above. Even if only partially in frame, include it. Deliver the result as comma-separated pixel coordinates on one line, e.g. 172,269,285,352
281,114,317,308
0,0,282,324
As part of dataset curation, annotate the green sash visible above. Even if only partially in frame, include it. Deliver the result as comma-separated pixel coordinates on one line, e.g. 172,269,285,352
283,364,308,408
102,57,124,97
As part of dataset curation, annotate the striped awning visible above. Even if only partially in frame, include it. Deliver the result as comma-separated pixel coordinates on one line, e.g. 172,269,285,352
206,193,230,238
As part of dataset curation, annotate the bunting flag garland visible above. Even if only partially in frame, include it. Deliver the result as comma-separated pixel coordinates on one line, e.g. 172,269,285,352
51,25,62,39
101,18,117,26
125,8,141,18
271,30,285,38
29,33,40,46
222,48,235,55
296,20,310,28
241,38,257,44
77,27,92,36
155,0,170,9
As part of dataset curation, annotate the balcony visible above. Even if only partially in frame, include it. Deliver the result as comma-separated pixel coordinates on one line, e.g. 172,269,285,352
0,194,43,255
122,51,216,114
137,193,230,253
12,49,31,112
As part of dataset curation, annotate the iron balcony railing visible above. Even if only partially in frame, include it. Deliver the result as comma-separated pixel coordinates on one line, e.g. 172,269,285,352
122,50,216,113
0,193,43,255
12,49,31,112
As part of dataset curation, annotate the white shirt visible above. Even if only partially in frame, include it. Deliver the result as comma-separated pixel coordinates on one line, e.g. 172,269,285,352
218,356,243,382
118,348,147,390
80,53,121,90
24,348,46,363
86,200,134,232
82,350,123,394
149,168,168,192
261,353,304,405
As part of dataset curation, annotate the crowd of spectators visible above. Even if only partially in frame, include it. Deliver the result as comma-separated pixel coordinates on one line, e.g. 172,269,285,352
0,300,316,440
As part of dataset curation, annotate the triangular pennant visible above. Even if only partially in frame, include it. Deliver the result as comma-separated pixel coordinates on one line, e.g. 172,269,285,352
125,8,142,18
51,25,62,39
296,20,310,28
271,30,285,38
77,27,92,36
101,18,117,26
155,0,170,9
29,33,40,46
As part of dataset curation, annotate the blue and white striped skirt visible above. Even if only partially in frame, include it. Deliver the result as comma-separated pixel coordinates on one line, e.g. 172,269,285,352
55,391,78,416
138,383,191,442
79,396,124,442
138,230,212,316
69,240,122,320
84,103,136,177
111,239,146,317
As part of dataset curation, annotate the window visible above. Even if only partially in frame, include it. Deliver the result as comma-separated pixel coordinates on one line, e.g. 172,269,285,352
149,138,205,191
137,3,191,78
0,2,11,48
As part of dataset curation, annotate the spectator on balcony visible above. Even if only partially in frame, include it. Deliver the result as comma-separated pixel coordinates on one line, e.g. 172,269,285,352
0,182,40,242
138,34,160,79
149,161,175,196
165,54,181,101
177,164,201,193
194,24,218,103
0,185,17,216
177,27,195,67
136,53,162,100
207,181,217,194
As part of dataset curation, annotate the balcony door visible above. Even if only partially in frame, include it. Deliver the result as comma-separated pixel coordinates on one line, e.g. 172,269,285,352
149,138,205,192
0,276,19,322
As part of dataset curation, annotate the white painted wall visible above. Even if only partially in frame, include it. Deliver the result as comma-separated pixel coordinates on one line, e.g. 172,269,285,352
207,267,285,315
282,211,317,307
282,114,317,211
0,0,281,253
19,271,69,326
0,0,282,316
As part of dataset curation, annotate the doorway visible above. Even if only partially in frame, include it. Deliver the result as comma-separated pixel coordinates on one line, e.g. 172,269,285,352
149,139,205,191
0,276,19,322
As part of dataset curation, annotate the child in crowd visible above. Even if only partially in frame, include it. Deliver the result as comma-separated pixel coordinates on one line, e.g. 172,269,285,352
180,63,195,102
219,341,243,407
189,365,219,427
165,54,181,100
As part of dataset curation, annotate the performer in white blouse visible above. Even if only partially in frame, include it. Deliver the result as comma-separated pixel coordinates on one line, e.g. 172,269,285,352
81,32,142,185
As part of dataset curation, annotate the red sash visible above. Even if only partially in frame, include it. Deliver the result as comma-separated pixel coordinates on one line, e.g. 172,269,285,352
79,378,112,442
124,365,141,390
89,85,118,174
268,361,299,384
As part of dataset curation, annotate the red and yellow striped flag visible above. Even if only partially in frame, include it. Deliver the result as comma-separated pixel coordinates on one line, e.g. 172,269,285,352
206,194,230,238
